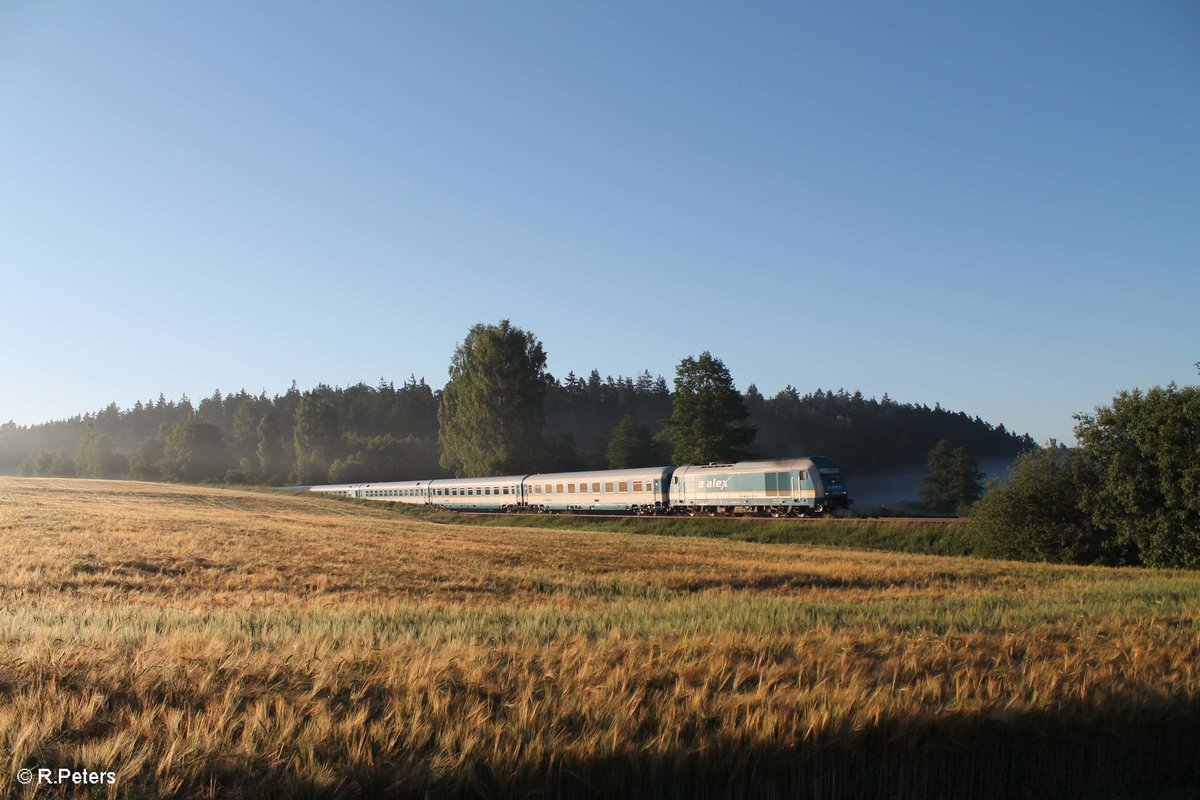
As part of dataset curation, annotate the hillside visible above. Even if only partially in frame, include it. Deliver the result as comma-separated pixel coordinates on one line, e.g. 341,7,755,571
2,478,1198,798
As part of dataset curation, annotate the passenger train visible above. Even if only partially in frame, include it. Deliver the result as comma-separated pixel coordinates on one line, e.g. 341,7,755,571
287,458,852,517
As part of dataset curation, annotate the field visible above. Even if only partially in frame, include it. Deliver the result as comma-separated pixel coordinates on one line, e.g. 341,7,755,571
1,478,1199,798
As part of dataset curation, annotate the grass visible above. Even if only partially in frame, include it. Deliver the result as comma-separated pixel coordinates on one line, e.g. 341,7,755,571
1,477,1199,798
341,498,980,556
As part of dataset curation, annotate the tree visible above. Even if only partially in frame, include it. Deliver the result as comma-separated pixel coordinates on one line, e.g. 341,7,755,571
606,415,661,469
971,443,1130,565
293,391,339,484
75,424,128,478
1074,383,1200,568
128,428,168,481
920,439,983,514
438,320,549,476
255,410,291,482
161,417,233,482
662,352,755,464
20,449,75,477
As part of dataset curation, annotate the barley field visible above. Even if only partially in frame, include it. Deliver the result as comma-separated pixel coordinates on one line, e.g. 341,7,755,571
1,478,1198,799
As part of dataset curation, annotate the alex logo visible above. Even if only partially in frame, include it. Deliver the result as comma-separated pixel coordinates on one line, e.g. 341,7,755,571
701,479,729,489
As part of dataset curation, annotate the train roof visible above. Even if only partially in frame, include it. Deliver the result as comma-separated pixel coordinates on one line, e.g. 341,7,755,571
427,475,529,486
526,466,674,482
672,458,824,475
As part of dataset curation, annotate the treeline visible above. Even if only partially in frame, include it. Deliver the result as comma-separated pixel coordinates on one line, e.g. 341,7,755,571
5,378,443,485
1,379,1029,486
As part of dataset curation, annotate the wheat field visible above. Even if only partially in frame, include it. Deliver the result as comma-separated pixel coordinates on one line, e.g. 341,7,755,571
1,477,1198,798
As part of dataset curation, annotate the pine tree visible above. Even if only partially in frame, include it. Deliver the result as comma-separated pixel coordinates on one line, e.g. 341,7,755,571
606,415,660,469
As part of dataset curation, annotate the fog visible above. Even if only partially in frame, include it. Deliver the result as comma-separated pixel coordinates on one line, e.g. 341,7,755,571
850,456,1016,512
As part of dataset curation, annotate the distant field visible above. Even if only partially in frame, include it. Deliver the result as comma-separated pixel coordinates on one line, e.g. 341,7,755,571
360,500,978,556
2,478,1199,798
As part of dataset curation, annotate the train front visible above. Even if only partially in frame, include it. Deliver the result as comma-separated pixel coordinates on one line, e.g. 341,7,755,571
810,456,853,510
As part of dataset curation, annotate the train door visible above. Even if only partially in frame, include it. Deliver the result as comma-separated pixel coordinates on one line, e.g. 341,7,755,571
791,472,800,504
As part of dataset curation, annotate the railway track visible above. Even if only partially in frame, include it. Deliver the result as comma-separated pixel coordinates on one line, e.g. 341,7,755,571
447,510,965,524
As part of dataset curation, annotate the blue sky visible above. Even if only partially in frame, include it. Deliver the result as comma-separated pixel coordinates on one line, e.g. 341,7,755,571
1,1,1197,444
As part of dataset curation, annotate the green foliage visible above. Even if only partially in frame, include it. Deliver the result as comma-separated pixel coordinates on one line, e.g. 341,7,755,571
294,392,339,485
19,449,76,477
971,444,1130,565
1074,383,1200,568
255,410,291,482
438,320,548,476
161,417,234,483
328,434,440,483
75,424,129,479
606,415,662,469
920,439,983,514
663,352,755,465
128,426,168,480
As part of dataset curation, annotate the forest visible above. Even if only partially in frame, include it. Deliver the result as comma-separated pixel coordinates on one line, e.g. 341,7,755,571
0,369,1030,486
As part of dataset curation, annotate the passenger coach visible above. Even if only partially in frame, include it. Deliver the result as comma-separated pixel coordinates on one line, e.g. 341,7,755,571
523,466,672,514
427,475,525,512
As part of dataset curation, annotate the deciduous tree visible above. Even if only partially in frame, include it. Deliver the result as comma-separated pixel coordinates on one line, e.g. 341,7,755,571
920,439,983,514
438,320,549,476
662,352,755,464
1074,382,1200,568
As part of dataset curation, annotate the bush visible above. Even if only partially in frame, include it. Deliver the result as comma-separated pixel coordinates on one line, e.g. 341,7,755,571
971,445,1133,565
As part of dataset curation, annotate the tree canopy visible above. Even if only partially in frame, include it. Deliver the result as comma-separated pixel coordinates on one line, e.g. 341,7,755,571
1074,382,1200,568
662,352,755,464
606,415,662,469
438,320,549,476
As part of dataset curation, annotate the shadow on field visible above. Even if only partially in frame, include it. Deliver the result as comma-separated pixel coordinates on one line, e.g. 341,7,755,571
434,709,1200,800
109,696,1200,800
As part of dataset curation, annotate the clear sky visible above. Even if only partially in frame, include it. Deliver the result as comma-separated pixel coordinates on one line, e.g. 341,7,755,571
1,1,1197,444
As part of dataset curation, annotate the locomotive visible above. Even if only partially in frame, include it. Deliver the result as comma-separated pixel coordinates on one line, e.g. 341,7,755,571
289,457,851,517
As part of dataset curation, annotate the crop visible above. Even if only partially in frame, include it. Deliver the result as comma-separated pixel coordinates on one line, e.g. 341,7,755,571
1,478,1198,798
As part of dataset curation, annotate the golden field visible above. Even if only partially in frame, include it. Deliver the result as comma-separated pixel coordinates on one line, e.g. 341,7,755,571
1,477,1198,798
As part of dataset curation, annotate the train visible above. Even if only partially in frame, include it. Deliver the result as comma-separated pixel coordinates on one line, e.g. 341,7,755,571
286,457,852,517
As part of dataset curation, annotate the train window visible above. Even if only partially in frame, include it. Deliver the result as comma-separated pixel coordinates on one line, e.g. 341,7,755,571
556,483,564,493
632,481,642,492
591,482,600,493
618,481,628,492
799,471,808,481
673,476,678,485
604,482,613,493
502,487,509,495
567,483,575,493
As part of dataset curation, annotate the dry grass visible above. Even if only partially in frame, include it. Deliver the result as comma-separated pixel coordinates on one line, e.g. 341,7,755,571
1,477,1198,798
